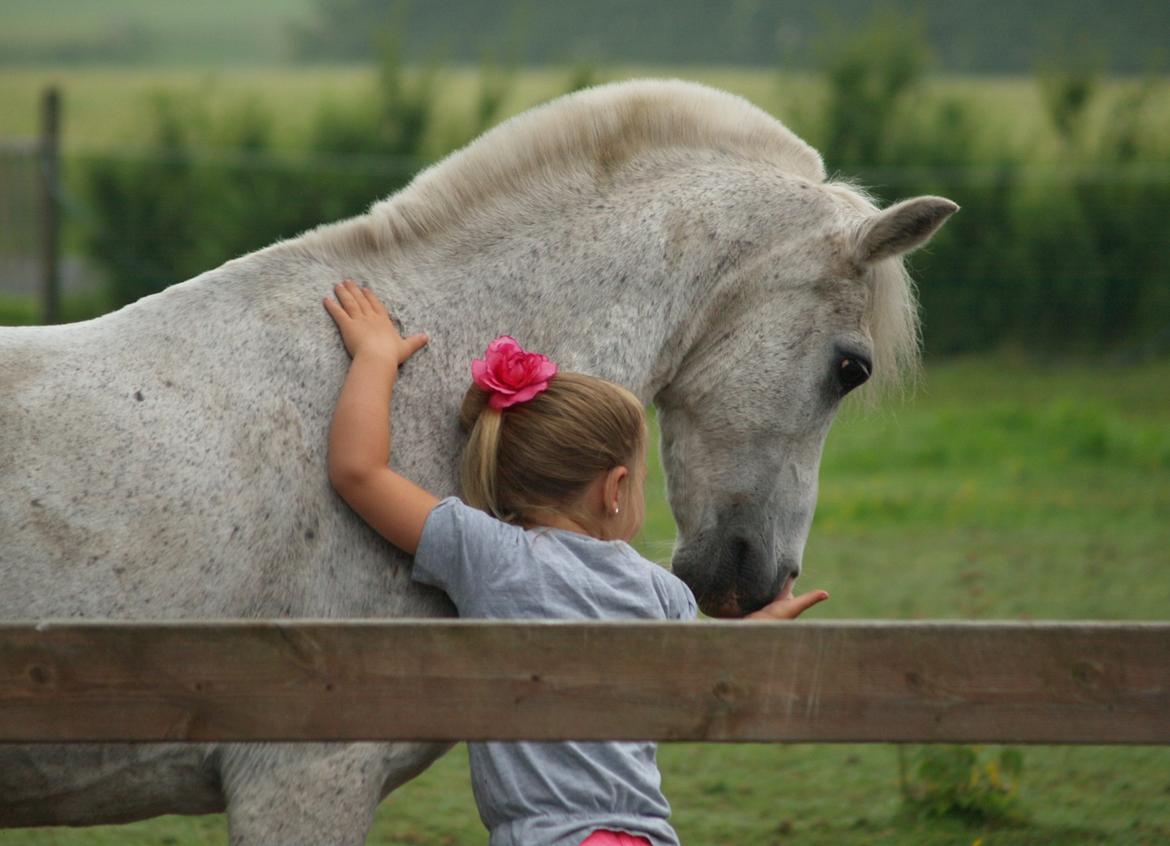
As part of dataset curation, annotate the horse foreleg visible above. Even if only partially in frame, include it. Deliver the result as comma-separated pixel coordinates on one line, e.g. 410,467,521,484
221,743,388,846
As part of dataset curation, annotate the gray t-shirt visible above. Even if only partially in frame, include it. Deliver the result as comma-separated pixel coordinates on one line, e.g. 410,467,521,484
414,497,697,846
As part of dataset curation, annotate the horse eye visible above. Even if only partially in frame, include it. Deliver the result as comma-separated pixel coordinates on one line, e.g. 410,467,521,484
837,354,872,393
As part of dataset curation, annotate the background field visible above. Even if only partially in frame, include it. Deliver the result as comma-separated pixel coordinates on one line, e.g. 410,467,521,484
1,358,1167,845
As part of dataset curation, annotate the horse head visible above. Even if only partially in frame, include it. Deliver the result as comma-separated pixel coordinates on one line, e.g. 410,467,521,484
656,180,956,617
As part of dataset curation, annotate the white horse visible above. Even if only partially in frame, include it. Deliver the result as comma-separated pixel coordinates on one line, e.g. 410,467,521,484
0,79,954,841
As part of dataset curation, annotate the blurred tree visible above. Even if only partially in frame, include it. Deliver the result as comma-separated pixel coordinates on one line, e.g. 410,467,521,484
818,11,931,169
1038,45,1100,146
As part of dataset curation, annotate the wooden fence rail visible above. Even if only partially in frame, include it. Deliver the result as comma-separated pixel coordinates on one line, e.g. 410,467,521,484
1,620,1167,745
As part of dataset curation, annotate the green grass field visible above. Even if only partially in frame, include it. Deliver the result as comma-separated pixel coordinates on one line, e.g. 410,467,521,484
2,357,1167,845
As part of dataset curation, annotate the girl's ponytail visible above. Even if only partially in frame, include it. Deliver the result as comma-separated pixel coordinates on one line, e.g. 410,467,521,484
459,387,508,520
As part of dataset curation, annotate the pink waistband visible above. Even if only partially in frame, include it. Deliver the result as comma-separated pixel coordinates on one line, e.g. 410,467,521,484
579,831,654,846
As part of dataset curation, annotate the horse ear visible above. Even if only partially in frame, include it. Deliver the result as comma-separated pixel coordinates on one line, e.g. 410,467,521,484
854,196,959,264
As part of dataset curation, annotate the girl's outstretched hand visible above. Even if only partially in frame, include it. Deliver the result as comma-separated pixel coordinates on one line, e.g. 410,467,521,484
743,584,829,621
324,279,428,366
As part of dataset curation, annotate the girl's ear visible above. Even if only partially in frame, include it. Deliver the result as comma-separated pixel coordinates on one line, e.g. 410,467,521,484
602,465,630,514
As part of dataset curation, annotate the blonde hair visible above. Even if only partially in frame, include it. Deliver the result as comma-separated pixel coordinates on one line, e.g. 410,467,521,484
459,372,647,528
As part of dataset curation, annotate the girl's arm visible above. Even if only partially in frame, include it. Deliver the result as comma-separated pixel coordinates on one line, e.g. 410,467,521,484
324,280,437,555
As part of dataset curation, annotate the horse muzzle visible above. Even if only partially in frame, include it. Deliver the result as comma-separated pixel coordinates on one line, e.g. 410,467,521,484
670,524,797,618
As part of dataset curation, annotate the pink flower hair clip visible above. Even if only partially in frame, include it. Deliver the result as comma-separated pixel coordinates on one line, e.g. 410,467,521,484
471,336,558,409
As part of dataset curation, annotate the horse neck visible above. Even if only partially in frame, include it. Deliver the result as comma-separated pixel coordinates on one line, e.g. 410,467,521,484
364,177,712,403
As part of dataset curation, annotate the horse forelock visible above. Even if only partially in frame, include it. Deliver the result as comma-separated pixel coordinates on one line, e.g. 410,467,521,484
293,79,826,262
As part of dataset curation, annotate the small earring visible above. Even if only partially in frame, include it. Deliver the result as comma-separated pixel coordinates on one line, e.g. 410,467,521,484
614,506,620,515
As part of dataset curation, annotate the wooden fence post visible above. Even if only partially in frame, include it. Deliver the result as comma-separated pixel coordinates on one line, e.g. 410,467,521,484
39,86,61,325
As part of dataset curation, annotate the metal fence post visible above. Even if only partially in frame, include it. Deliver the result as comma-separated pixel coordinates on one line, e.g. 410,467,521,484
39,86,61,325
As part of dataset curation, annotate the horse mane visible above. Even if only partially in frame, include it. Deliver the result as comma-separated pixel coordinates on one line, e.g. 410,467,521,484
293,79,825,257
292,78,918,390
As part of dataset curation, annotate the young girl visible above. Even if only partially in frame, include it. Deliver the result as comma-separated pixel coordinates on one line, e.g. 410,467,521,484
323,280,828,846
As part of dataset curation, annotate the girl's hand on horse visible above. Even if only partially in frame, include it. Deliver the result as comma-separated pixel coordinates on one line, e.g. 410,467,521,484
324,280,428,367
744,585,829,621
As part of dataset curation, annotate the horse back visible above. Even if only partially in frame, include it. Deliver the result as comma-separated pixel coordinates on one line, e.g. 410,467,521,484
0,312,336,619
